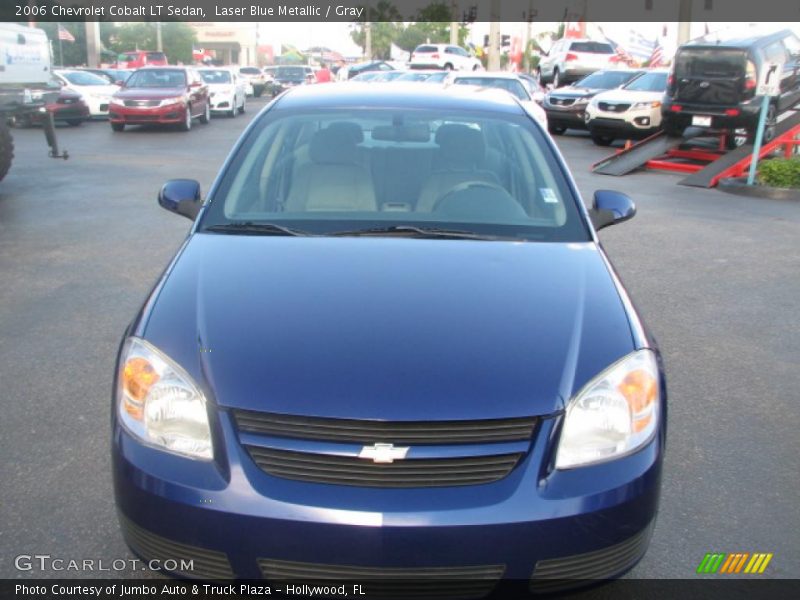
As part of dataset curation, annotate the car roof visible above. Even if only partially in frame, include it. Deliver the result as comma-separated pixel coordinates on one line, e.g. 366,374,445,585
450,71,522,80
133,66,189,71
684,28,792,50
276,82,524,114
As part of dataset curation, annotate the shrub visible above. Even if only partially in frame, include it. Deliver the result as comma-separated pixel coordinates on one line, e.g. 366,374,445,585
758,156,800,189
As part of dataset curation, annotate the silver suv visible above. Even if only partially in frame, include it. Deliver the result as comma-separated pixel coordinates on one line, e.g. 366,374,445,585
538,39,617,88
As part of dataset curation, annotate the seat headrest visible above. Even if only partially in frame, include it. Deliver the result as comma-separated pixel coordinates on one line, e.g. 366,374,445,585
309,126,360,164
434,124,485,168
327,121,364,143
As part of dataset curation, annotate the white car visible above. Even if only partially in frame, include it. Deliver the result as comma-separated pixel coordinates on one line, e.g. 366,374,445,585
445,72,548,128
198,67,246,118
53,69,119,117
537,38,617,88
238,66,267,97
410,44,482,71
585,69,670,146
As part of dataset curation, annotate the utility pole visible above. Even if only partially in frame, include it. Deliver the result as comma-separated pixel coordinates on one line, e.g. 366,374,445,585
487,0,501,71
85,21,101,67
450,1,459,45
156,21,163,52
677,0,692,45
364,0,372,59
523,0,534,72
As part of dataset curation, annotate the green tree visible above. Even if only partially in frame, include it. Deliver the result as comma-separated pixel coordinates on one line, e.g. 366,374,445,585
350,1,402,59
107,22,197,65
37,22,86,67
393,2,469,54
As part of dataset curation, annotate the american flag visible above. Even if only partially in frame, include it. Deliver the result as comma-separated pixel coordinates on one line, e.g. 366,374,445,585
58,24,75,43
648,42,664,68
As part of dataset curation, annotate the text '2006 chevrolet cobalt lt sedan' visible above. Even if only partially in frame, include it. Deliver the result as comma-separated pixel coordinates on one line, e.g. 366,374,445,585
112,83,666,594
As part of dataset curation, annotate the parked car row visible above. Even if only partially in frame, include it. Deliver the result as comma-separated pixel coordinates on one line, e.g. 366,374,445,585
542,28,800,148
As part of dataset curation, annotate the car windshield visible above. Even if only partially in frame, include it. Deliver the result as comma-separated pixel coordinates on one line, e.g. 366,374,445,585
415,45,438,53
62,71,109,86
576,70,640,89
570,42,615,54
277,67,305,79
201,70,232,84
623,71,668,92
352,72,381,81
202,108,589,242
240,67,261,75
453,77,529,101
397,72,433,82
146,52,166,62
126,69,186,88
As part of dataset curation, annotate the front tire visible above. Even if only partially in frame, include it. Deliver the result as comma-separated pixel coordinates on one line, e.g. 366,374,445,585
444,63,454,71
179,105,192,131
548,123,567,135
110,122,125,132
199,102,210,125
239,96,246,114
591,133,615,146
553,69,561,88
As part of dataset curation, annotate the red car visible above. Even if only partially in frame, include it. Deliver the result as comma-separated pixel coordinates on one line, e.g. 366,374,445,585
108,67,210,132
23,88,89,127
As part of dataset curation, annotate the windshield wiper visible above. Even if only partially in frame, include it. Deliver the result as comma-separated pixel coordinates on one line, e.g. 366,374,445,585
204,222,313,237
328,225,505,241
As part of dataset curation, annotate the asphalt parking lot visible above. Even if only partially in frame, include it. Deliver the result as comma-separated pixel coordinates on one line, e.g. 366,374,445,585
1,98,798,583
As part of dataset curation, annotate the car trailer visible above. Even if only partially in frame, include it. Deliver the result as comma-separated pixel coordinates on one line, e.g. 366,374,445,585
591,110,800,188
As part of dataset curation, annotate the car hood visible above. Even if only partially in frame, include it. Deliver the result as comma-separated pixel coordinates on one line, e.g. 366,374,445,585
113,87,186,100
593,89,664,104
547,87,605,100
140,235,635,420
207,83,236,93
68,84,118,96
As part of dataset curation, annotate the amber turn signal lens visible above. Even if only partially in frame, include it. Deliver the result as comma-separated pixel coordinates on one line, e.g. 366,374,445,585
122,357,160,420
618,369,657,433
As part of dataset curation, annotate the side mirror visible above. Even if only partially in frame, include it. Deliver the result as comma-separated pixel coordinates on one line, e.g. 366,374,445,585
158,179,202,220
590,189,636,230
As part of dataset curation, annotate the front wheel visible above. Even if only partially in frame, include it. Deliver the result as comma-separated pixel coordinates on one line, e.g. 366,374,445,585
591,133,615,146
552,69,561,88
444,63,454,71
239,96,246,114
199,102,210,124
548,123,567,135
110,122,125,132
179,105,192,131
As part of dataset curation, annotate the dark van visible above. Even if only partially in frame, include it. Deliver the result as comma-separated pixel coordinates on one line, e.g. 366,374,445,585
662,29,800,144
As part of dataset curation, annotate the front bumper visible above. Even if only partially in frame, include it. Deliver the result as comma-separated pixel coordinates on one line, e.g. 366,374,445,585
85,96,111,117
109,103,188,125
586,107,662,138
112,408,663,587
543,103,589,129
210,95,235,111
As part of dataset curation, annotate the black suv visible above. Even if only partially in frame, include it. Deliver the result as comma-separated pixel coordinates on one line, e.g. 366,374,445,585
662,29,800,144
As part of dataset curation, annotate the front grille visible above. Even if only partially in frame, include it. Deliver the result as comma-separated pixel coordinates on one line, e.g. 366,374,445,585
124,99,160,107
548,97,575,107
118,514,234,579
598,102,631,113
233,410,537,445
530,523,653,592
259,559,505,598
245,446,522,488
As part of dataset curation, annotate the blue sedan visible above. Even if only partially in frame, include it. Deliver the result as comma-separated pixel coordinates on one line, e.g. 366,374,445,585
112,83,666,592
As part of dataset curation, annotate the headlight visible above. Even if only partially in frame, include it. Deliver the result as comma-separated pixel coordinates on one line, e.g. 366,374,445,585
632,101,661,109
555,349,659,469
588,98,599,108
117,337,212,460
159,96,184,107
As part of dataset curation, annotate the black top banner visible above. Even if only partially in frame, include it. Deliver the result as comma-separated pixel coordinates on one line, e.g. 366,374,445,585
2,0,799,23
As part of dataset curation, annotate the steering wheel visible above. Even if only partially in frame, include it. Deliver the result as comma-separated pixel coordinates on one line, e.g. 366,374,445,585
432,181,510,212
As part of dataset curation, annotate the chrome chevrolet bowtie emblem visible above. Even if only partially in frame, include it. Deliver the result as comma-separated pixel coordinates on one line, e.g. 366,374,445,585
359,443,409,464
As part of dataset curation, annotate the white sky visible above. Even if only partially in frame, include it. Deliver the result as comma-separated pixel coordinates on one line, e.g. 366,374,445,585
257,21,800,58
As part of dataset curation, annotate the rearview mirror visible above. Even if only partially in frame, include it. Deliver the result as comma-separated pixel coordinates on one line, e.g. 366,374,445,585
590,190,636,230
158,179,202,220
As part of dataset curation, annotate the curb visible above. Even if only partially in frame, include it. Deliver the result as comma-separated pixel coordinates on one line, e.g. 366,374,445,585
717,177,800,201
